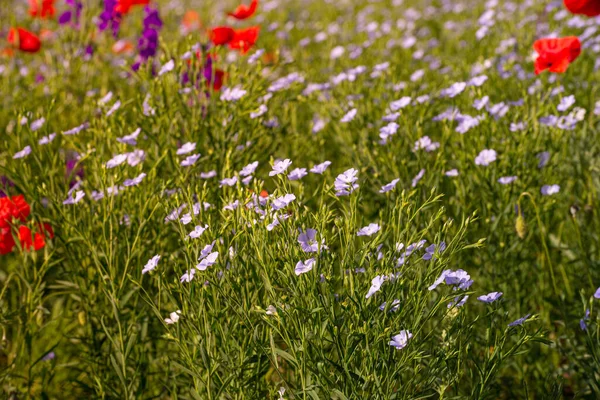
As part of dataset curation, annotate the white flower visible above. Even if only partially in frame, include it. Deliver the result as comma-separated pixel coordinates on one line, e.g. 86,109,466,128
165,310,181,324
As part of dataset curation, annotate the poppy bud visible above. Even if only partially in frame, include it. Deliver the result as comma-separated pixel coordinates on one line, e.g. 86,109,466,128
515,214,527,239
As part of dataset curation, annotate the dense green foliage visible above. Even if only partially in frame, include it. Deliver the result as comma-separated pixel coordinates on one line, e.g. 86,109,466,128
1,0,600,398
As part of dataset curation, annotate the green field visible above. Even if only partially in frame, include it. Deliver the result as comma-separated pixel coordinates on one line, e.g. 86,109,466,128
1,0,600,398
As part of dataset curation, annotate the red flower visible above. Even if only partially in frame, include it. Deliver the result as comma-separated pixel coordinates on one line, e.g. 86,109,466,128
533,37,581,75
229,26,260,54
29,0,55,18
564,0,600,16
210,69,225,91
18,223,54,252
0,227,16,255
227,0,258,20
114,0,150,14
7,28,41,53
0,195,31,228
210,26,235,46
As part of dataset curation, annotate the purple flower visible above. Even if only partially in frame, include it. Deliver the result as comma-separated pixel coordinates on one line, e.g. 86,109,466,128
177,142,196,155
295,258,316,275
221,86,248,101
123,172,146,187
422,242,446,260
594,286,600,299
429,269,473,291
580,309,590,331
59,0,83,27
240,161,259,177
440,81,466,98
197,251,218,271
298,229,327,253
448,295,469,308
477,292,503,303
39,133,57,145
142,255,160,274
469,75,488,87
366,275,385,298
357,223,380,237
98,0,121,38
219,176,238,187
379,178,399,193
411,169,425,187
541,184,560,196
413,136,440,152
473,96,489,110
270,159,292,176
557,95,575,112
335,168,359,196
536,152,550,168
66,156,84,188
445,169,459,177
63,190,85,205
288,168,308,181
0,176,14,198
389,330,412,350
340,108,357,123
181,154,200,167
310,161,331,174
389,97,411,111
272,194,296,210
117,128,141,146
13,146,31,159
508,314,531,327
498,176,518,185
475,149,497,166
134,6,162,67
379,299,400,312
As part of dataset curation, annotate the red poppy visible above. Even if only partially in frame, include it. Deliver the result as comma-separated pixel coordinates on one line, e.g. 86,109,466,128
564,0,600,16
0,227,15,255
0,195,31,228
210,26,235,46
533,37,581,74
229,26,260,54
18,223,53,251
227,0,258,20
7,28,41,53
114,0,150,14
29,0,55,18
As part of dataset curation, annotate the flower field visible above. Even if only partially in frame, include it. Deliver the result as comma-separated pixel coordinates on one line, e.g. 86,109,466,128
1,0,600,398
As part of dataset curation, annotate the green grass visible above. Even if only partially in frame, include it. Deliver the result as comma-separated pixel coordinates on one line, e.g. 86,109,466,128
1,0,600,398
